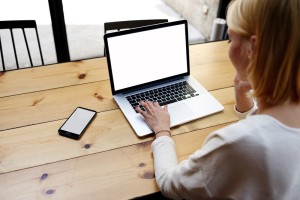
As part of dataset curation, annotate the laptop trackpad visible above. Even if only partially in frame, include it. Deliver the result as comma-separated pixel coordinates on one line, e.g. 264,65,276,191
169,104,195,125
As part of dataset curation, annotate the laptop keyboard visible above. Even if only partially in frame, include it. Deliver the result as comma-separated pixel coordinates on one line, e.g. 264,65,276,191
126,81,200,112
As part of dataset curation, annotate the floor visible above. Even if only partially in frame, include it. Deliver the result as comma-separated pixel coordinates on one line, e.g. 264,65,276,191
0,0,204,71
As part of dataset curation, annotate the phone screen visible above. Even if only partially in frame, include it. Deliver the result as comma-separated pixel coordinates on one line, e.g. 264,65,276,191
59,107,96,138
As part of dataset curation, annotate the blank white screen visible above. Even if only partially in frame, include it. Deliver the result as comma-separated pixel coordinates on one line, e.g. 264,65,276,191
107,23,188,91
61,108,95,135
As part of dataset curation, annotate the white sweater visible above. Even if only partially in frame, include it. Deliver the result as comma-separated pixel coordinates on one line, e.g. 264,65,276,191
151,115,300,200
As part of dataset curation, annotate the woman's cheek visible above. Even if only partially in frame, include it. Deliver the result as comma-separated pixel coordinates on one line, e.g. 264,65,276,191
228,45,240,67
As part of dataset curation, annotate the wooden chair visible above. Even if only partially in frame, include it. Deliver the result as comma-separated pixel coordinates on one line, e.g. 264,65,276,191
103,19,168,56
0,20,44,71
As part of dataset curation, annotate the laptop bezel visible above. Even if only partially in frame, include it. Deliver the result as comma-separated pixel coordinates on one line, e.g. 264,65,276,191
103,20,190,95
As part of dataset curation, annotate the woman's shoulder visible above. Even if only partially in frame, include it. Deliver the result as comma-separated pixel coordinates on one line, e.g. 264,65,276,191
204,115,287,146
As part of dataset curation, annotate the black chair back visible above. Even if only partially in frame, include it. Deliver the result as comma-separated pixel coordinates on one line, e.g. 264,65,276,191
103,19,168,56
0,20,44,71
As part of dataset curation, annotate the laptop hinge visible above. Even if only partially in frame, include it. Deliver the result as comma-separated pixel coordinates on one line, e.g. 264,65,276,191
122,76,184,95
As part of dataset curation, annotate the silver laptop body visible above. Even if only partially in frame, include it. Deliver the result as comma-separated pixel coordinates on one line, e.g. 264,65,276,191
104,20,224,137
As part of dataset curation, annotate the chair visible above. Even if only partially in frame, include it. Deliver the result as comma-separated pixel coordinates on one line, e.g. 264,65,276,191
0,20,44,71
217,0,231,40
103,19,168,56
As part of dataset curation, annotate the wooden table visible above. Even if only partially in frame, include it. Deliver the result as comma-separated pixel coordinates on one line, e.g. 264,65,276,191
0,41,238,199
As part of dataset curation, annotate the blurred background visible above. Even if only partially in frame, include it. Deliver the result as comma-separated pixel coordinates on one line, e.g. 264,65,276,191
0,0,229,70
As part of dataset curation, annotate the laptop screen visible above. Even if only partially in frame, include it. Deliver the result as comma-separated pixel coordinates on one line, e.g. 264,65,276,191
105,20,189,94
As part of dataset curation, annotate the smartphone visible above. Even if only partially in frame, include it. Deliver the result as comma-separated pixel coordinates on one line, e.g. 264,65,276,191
58,107,97,140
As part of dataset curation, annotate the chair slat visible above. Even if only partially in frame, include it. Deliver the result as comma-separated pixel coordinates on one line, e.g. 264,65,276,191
22,28,33,67
0,35,5,71
35,26,44,66
10,29,19,69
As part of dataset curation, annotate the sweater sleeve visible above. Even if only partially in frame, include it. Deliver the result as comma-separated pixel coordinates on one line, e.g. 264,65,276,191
234,99,258,119
151,136,178,179
151,134,230,199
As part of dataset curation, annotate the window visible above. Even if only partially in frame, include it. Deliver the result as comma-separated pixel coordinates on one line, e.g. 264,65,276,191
62,0,205,61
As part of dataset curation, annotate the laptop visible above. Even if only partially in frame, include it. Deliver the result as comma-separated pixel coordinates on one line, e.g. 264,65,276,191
104,20,224,137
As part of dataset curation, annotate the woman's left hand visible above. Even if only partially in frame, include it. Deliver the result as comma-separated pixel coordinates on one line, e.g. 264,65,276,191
234,74,254,112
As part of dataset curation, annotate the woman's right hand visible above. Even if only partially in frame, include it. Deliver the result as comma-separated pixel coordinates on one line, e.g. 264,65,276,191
136,101,171,137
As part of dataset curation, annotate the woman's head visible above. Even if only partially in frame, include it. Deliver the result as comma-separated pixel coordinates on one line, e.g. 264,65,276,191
227,0,300,107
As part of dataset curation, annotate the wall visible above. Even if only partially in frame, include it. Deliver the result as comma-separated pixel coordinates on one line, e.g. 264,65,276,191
163,0,220,40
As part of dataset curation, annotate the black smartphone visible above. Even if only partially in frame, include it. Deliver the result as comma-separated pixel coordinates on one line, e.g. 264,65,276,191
58,107,97,140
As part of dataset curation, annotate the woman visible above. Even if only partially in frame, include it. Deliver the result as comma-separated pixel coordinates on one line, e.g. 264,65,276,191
136,0,300,199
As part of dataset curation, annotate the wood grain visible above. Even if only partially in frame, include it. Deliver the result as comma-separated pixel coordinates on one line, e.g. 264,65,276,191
0,58,109,98
0,41,230,98
0,123,232,200
0,81,116,131
0,61,234,131
0,87,237,174
191,60,234,90
189,41,229,66
0,41,236,199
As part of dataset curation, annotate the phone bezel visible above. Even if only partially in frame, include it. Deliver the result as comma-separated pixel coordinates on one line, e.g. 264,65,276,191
58,107,97,140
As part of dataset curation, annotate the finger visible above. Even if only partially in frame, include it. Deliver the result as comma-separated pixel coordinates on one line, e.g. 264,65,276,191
135,105,142,113
135,106,147,118
239,81,252,92
140,101,152,113
164,104,168,111
139,100,147,108
241,82,252,90
153,101,160,107
143,100,156,114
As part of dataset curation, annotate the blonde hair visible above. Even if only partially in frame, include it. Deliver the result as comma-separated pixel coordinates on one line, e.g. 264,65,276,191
227,0,300,106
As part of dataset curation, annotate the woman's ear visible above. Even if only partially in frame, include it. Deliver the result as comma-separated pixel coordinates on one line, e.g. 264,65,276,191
248,35,257,59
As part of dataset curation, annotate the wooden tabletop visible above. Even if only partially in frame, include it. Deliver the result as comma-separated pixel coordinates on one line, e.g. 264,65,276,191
0,41,238,199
